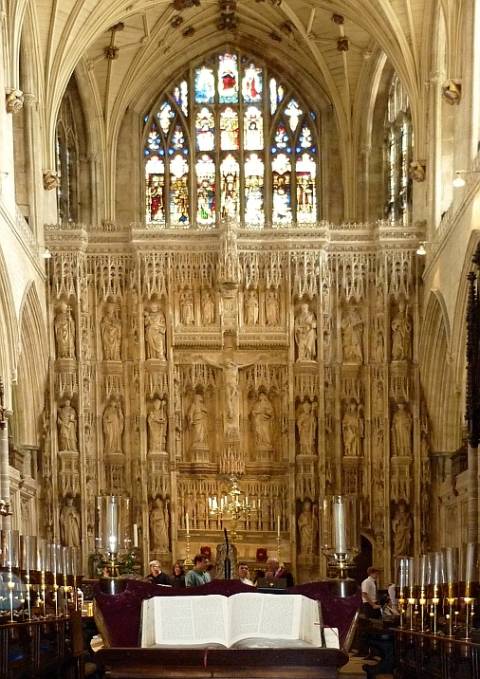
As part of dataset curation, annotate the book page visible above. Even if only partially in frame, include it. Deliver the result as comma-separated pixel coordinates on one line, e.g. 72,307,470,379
228,593,306,646
140,595,228,647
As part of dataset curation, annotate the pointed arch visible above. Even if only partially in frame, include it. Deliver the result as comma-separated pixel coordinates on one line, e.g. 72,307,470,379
419,290,458,451
0,246,19,395
15,282,48,446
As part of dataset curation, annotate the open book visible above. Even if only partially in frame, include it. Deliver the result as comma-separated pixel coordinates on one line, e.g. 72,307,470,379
141,593,339,649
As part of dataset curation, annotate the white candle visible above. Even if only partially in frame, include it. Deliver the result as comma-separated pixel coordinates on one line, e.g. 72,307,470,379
277,515,281,538
185,512,190,534
133,523,138,548
333,498,346,554
465,543,474,584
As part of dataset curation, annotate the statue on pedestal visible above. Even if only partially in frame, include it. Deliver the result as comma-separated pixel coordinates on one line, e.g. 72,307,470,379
391,403,412,457
150,496,170,552
57,400,78,451
297,499,318,556
391,299,412,361
342,401,364,457
296,401,317,455
294,303,317,361
251,392,274,450
148,397,168,452
103,398,124,456
101,302,121,360
60,495,81,547
54,301,76,359
144,303,166,360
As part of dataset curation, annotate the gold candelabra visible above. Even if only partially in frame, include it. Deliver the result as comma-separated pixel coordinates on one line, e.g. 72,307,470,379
208,475,258,541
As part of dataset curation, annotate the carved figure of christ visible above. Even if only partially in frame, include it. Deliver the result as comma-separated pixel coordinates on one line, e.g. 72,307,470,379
193,349,265,438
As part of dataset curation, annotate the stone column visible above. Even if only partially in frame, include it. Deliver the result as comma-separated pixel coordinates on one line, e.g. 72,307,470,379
0,378,11,529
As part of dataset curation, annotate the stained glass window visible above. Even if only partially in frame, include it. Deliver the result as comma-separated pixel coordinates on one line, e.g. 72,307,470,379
244,107,263,150
220,107,239,150
196,155,216,224
195,67,215,104
384,75,412,226
196,108,215,152
218,53,238,103
144,50,320,228
242,64,262,103
245,154,264,225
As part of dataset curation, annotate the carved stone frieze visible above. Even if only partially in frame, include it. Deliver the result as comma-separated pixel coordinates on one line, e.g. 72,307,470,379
44,220,425,578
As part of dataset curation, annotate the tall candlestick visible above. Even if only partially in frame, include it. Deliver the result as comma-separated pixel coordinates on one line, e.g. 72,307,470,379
133,523,138,548
333,498,346,554
277,515,281,538
185,512,190,534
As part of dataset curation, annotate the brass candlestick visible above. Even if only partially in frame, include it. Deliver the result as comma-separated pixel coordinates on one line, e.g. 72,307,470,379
184,527,193,570
419,588,426,632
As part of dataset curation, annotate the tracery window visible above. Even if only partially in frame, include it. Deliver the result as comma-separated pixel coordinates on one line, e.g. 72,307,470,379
384,75,412,226
55,95,79,223
143,50,319,229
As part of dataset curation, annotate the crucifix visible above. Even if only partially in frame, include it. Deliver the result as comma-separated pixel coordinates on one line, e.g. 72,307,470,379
193,332,266,474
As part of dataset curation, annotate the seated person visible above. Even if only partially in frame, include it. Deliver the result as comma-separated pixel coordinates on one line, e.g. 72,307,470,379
171,561,186,588
185,554,210,587
237,562,254,586
145,560,171,586
264,558,294,587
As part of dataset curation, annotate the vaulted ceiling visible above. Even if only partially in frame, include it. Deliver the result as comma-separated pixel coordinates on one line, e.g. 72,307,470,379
8,1,461,171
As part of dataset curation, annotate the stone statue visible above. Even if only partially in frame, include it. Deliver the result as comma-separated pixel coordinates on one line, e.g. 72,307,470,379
372,324,385,363
60,496,81,547
391,299,412,361
342,401,364,457
187,393,209,449
298,499,318,556
180,288,195,325
215,541,238,580
392,501,412,556
147,397,167,452
296,401,317,455
54,301,76,359
101,301,121,360
245,289,259,325
201,289,215,325
57,400,78,451
196,338,262,437
266,288,280,326
144,303,166,360
341,307,363,362
150,496,169,552
251,392,274,449
294,303,317,362
391,403,412,457
102,398,124,456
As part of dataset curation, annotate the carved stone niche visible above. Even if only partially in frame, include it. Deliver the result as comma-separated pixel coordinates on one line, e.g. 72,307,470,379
144,298,167,361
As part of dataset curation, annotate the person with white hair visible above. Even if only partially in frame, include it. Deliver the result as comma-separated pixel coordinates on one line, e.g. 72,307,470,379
146,560,171,586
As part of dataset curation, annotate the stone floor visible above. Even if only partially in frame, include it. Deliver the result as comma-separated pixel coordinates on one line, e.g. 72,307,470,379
338,653,394,678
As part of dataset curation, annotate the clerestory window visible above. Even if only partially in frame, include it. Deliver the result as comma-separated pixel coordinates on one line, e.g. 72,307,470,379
384,75,412,226
143,50,319,229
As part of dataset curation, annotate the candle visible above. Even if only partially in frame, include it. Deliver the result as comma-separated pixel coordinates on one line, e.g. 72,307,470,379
277,515,281,538
465,542,474,584
133,523,139,548
333,497,346,554
185,512,190,534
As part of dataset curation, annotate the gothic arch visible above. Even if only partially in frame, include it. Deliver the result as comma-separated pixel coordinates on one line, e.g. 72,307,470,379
15,282,48,446
419,289,457,451
0,244,19,399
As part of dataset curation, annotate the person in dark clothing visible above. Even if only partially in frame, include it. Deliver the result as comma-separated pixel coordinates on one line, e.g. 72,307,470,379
171,561,186,587
145,559,171,586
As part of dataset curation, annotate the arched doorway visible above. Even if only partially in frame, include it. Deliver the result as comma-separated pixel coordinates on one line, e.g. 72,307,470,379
352,535,373,584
